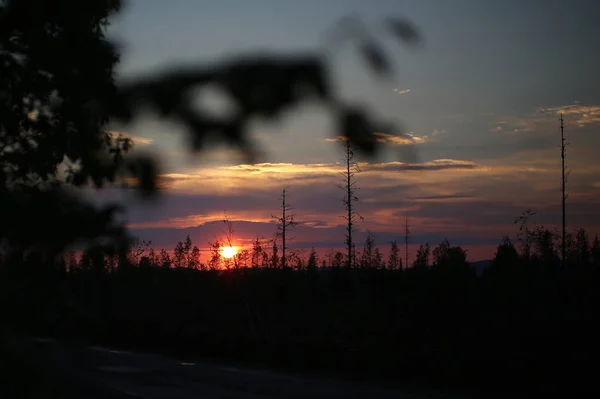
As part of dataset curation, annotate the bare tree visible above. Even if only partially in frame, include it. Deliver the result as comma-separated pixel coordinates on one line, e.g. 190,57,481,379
208,239,222,270
251,236,265,268
560,114,571,268
272,188,296,269
340,137,363,268
515,209,537,261
131,237,152,265
404,216,410,269
222,213,237,269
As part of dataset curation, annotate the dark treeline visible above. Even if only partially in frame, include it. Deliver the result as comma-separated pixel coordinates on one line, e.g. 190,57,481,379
2,220,599,397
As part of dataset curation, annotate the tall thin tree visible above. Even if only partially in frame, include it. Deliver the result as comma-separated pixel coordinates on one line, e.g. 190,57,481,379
222,212,237,268
340,137,363,268
404,216,410,269
560,114,570,268
272,188,296,269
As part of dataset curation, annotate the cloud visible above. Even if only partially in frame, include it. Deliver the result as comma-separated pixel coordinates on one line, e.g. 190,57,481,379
373,131,428,145
106,130,154,146
324,132,428,146
407,194,476,201
367,159,480,172
153,160,486,195
538,104,600,127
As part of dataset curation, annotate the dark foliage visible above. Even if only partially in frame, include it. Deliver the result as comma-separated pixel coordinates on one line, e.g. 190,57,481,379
3,233,599,397
1,0,420,256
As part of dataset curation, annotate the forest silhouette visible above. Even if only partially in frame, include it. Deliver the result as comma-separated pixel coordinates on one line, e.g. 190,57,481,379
1,0,599,397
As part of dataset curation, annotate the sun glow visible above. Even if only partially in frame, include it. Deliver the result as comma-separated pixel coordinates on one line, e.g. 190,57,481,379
221,246,237,259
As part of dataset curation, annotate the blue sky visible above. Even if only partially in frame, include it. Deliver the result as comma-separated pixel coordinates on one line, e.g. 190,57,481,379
99,0,600,261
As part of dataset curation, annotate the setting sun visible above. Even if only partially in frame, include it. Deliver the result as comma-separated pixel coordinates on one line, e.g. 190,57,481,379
221,246,237,259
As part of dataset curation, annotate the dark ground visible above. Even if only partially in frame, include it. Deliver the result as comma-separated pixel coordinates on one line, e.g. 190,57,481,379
3,335,468,399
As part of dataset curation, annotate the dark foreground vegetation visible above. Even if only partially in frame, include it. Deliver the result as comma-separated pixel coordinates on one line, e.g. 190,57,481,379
2,229,599,397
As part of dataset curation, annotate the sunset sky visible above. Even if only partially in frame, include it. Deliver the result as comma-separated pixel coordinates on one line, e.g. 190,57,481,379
92,0,600,262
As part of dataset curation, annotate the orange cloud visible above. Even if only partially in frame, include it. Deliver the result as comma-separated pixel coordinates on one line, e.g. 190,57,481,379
106,130,154,146
158,159,487,195
538,104,600,127
128,211,275,229
373,131,428,145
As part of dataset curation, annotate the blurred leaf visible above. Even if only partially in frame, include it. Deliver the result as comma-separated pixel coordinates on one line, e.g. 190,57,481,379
384,18,420,45
126,155,159,197
1,0,421,254
339,107,379,156
359,41,392,77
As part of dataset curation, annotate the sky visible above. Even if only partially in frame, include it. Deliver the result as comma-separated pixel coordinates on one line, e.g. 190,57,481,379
93,0,600,262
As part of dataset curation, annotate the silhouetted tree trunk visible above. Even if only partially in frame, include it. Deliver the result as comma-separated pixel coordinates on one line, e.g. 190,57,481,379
404,216,410,270
341,138,362,268
273,188,296,269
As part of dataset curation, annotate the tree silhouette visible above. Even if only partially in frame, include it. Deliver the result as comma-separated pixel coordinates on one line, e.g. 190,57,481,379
432,239,468,269
359,231,375,268
183,234,193,268
388,241,401,270
413,243,430,268
270,239,280,269
208,238,222,270
0,0,136,258
590,235,600,267
341,138,363,268
492,235,519,266
190,245,201,270
404,216,410,270
222,215,237,269
332,251,344,267
159,248,171,269
236,249,250,268
530,225,559,264
173,241,185,268
573,228,590,265
514,209,536,261
272,188,296,269
307,247,318,271
251,236,264,268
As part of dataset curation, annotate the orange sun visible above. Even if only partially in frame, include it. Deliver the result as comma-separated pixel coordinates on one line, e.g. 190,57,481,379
221,246,237,259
